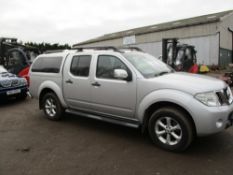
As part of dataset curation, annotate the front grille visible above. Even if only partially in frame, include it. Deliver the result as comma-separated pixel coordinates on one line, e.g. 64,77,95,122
0,80,12,88
216,88,233,105
11,79,19,87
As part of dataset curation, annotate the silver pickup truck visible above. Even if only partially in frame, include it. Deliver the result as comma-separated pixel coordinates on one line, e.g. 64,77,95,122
29,47,233,152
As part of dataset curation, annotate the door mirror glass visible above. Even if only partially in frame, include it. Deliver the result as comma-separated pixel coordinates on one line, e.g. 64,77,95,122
113,69,128,80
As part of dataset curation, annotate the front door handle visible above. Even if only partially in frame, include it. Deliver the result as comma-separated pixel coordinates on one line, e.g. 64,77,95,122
91,82,101,87
65,79,73,84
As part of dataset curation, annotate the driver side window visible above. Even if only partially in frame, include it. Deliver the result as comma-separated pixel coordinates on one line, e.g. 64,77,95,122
96,55,128,79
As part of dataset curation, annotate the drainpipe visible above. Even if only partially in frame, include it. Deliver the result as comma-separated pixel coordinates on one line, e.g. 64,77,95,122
216,32,221,67
228,27,233,63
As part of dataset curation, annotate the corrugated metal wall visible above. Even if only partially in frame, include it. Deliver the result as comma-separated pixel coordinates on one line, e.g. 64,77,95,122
132,34,219,65
219,48,232,67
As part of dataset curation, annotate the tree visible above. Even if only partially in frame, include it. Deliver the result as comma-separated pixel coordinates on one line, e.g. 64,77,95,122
24,42,71,52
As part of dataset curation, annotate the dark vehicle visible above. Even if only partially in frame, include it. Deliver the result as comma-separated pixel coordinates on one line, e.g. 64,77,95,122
0,65,28,100
0,37,40,83
162,38,197,72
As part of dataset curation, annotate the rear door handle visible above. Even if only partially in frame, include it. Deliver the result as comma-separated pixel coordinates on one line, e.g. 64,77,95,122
65,79,73,84
91,82,101,87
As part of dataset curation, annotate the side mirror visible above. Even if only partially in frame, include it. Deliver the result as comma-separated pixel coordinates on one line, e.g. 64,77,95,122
113,69,129,80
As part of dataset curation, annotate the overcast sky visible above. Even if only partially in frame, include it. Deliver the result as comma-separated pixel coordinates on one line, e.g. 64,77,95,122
0,0,233,45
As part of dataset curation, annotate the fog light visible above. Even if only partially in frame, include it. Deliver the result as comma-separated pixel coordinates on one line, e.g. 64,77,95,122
216,119,223,128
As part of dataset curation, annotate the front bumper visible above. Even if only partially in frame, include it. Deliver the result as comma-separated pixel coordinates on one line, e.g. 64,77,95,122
188,99,233,136
0,86,28,98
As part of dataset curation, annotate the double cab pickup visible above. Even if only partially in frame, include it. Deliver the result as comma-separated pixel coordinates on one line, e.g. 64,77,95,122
29,47,233,152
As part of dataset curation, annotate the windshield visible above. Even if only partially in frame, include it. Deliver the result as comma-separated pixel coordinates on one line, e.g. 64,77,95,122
0,66,7,73
123,52,173,78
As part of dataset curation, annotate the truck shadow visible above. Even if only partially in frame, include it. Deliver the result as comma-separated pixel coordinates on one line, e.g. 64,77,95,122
0,97,29,108
62,113,146,142
187,132,233,154
61,113,233,156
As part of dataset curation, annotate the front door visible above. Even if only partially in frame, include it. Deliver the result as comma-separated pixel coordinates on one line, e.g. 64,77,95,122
63,54,92,111
90,54,137,118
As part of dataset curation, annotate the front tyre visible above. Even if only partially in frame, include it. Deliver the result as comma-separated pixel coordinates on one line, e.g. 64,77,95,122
42,93,64,121
148,107,194,152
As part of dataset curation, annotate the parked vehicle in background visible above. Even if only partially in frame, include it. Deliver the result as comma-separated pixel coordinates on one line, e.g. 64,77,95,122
161,38,199,72
0,65,28,100
29,47,233,152
0,37,40,84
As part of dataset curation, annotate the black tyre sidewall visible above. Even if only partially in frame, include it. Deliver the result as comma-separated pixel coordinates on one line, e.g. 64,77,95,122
148,107,193,152
42,93,63,121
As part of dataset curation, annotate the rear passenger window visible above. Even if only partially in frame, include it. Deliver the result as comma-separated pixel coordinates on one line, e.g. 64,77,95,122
70,55,92,77
31,57,62,73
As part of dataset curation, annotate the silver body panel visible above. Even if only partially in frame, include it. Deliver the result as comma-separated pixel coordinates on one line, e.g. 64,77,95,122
30,50,233,136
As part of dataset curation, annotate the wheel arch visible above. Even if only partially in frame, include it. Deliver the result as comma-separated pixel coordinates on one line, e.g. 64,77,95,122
39,88,55,109
38,81,67,109
137,89,197,135
141,101,197,136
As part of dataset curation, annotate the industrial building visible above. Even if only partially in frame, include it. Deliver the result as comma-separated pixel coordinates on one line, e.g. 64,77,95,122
74,10,233,67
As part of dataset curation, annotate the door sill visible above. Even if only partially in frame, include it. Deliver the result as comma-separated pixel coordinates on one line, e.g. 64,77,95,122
66,108,140,128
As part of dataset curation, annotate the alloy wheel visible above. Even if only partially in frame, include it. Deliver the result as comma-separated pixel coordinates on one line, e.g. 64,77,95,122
44,98,57,118
155,117,182,146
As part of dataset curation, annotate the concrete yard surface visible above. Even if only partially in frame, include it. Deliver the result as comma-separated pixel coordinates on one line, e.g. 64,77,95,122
1,98,233,175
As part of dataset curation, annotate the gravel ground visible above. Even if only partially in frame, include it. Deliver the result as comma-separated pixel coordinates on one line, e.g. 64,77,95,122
1,98,233,175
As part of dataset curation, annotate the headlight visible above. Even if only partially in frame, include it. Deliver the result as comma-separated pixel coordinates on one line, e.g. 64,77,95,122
19,78,28,86
226,86,233,104
195,91,220,107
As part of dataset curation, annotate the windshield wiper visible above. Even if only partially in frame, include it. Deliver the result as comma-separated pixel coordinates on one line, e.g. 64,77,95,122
159,71,170,76
154,71,172,77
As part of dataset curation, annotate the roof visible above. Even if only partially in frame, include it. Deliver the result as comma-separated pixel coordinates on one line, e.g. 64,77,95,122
74,10,233,47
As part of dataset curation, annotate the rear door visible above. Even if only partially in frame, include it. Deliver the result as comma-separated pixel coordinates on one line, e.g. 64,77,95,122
63,54,92,111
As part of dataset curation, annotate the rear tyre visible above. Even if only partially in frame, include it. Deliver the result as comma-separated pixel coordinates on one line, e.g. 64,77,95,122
148,107,194,152
42,93,64,121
